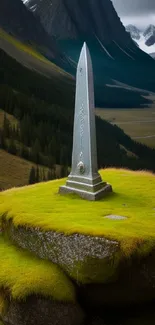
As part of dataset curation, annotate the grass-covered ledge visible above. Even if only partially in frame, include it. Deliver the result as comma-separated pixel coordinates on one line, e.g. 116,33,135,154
0,236,75,302
1,169,155,305
0,169,155,256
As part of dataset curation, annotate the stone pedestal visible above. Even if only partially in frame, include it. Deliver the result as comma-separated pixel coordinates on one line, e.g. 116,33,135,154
59,175,112,201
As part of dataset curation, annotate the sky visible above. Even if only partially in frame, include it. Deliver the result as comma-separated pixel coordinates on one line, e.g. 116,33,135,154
111,0,155,30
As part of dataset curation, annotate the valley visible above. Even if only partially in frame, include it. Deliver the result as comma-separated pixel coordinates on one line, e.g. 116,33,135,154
96,106,155,148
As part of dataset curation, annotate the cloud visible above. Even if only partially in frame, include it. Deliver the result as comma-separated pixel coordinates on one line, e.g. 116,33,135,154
122,15,155,30
111,0,155,29
112,0,155,16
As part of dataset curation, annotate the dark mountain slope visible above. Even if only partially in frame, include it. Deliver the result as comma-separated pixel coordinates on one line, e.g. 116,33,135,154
0,0,75,108
26,0,155,108
0,0,68,66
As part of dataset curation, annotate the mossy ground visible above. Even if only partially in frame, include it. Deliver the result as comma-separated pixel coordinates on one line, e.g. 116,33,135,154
0,236,75,302
0,169,155,256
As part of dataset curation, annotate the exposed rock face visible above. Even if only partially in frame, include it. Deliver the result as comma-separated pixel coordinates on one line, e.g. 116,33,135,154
150,53,155,59
126,24,155,59
79,252,155,307
126,25,141,40
4,221,155,306
0,0,61,60
7,222,119,283
144,25,155,47
27,0,130,44
2,295,84,325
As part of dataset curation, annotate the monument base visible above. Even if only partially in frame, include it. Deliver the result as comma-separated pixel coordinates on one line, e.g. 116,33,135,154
59,180,112,201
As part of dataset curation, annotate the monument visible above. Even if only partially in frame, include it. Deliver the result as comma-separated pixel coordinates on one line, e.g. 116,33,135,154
59,42,112,200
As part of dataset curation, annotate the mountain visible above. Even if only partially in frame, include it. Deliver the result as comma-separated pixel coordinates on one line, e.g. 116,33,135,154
144,25,155,46
126,25,141,40
126,24,155,57
150,53,155,59
0,0,75,109
25,0,155,108
0,0,70,67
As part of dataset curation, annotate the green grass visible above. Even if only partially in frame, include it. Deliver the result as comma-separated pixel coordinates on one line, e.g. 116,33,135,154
0,169,155,256
0,236,75,302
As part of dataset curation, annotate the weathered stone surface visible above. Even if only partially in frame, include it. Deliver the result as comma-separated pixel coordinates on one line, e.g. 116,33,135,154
5,222,155,306
2,295,84,325
6,221,119,283
79,252,155,307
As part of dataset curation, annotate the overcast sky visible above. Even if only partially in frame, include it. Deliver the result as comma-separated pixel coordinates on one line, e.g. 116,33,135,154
111,0,155,29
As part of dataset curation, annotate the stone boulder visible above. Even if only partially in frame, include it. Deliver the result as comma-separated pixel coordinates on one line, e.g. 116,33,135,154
6,221,119,284
2,295,84,325
78,251,155,307
4,221,155,306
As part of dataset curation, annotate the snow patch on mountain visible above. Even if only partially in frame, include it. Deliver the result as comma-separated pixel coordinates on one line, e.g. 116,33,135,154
126,24,155,56
126,25,141,40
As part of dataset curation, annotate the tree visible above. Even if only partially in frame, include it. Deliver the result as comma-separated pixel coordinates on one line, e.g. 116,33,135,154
3,113,10,138
41,168,46,182
47,169,54,180
35,165,40,183
60,165,68,178
31,138,41,164
0,129,5,149
7,139,17,155
29,167,36,184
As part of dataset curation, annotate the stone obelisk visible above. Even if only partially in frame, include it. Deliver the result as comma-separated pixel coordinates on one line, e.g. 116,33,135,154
59,42,112,200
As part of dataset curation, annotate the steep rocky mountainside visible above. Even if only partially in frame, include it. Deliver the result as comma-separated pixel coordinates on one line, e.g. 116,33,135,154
0,0,66,64
150,53,155,59
0,0,75,106
126,25,141,40
25,0,155,107
26,0,130,43
144,25,155,46
126,24,155,56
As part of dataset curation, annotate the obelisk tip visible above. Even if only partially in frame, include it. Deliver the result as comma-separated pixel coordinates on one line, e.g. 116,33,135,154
82,42,88,53
78,42,90,68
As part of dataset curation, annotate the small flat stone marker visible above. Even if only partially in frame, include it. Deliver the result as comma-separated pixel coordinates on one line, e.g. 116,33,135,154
59,42,112,201
104,215,127,220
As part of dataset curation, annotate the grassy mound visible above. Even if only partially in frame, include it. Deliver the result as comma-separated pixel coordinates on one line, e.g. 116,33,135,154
0,169,155,256
0,236,75,302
